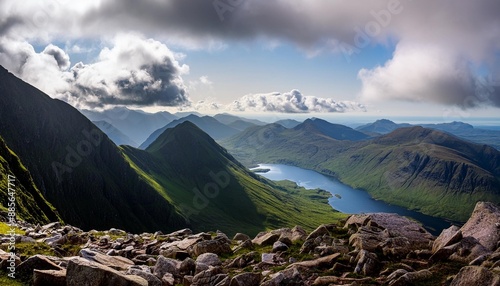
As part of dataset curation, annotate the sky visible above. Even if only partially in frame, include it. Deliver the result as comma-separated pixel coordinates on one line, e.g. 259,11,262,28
1,0,500,120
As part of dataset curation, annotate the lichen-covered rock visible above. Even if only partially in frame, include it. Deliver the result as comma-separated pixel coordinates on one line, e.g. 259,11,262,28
460,202,500,251
66,257,147,286
450,266,500,286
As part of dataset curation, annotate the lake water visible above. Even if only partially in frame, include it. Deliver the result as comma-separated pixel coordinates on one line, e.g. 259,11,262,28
253,164,457,235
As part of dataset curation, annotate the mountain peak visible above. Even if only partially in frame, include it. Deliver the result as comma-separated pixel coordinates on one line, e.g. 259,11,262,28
295,118,370,141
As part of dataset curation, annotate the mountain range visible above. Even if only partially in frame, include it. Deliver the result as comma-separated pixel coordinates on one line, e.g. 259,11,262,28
0,65,342,235
222,119,500,221
357,119,500,150
81,107,178,147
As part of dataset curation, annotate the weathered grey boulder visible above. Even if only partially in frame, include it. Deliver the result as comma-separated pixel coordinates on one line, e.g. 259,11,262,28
450,266,500,286
33,269,66,286
305,225,330,240
233,233,250,241
196,253,221,266
153,255,180,278
460,202,500,251
126,266,162,286
16,255,63,280
80,248,134,271
230,272,261,286
272,241,288,253
345,213,434,257
193,238,232,256
432,225,462,253
191,266,226,286
389,269,432,286
66,257,147,286
288,253,340,269
252,232,280,246
354,250,380,276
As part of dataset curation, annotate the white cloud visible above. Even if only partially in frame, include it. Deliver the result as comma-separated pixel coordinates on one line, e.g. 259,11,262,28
358,43,500,108
0,33,191,109
1,0,499,109
228,90,366,113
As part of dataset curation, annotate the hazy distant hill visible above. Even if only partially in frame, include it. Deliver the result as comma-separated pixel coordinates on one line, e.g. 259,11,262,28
214,113,267,126
227,120,257,131
296,118,370,141
92,120,137,146
222,121,500,221
139,115,240,149
358,119,500,150
356,119,412,134
81,107,177,146
274,119,302,128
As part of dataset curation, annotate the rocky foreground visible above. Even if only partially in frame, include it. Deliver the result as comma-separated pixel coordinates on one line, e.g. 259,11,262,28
1,202,499,286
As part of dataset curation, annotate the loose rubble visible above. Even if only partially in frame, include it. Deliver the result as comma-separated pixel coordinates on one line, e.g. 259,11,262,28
1,201,499,285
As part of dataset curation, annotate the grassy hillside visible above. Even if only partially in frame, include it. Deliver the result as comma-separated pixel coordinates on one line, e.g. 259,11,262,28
0,137,61,224
122,122,346,236
0,65,187,233
222,123,500,222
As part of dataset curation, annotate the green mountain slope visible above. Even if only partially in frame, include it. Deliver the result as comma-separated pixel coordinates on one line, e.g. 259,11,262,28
122,121,345,235
222,122,500,221
0,66,187,233
0,137,61,224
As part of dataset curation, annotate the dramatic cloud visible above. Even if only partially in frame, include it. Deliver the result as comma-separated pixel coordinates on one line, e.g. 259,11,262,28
359,43,500,108
64,34,189,108
229,90,366,113
1,0,500,109
0,33,190,109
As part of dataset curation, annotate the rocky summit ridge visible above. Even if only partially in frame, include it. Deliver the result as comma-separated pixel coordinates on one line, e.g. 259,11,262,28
1,202,499,286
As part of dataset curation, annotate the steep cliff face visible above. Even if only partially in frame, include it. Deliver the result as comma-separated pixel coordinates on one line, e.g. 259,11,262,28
0,136,60,224
0,65,187,233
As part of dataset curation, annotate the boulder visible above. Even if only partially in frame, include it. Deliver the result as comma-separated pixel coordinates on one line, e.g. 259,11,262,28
179,257,196,275
33,269,66,286
389,269,432,286
16,255,63,280
161,273,175,286
305,225,330,240
127,267,162,286
288,253,340,269
252,232,280,246
346,213,434,256
459,202,500,251
450,266,500,286
153,255,180,278
196,253,221,266
192,238,232,256
233,233,250,241
80,248,134,271
272,241,288,253
354,250,380,276
230,272,261,286
66,257,147,286
432,225,462,253
191,267,226,286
